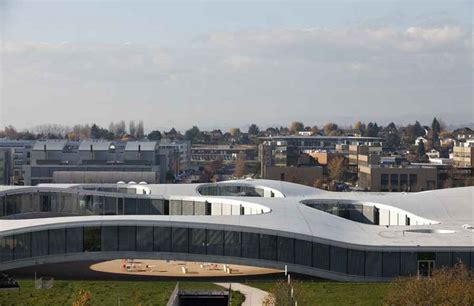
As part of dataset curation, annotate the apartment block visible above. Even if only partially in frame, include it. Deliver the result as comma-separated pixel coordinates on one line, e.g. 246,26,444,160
358,165,438,192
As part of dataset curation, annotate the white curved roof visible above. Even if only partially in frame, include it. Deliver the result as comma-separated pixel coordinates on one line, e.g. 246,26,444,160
1,180,473,250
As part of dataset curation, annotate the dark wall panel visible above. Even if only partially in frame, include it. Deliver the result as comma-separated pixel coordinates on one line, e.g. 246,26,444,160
171,227,188,253
136,226,153,252
436,252,452,268
31,231,48,257
48,229,66,255
224,231,241,257
452,252,470,267
347,249,365,276
119,226,136,251
330,246,347,274
294,239,312,266
259,234,277,261
313,242,330,270
242,232,259,259
189,228,206,254
101,226,118,252
400,252,417,276
66,227,83,253
14,233,31,260
365,251,382,277
207,230,224,256
277,236,294,264
153,227,171,252
382,252,400,277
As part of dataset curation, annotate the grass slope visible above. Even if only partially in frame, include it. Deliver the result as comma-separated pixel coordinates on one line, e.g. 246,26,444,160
0,280,244,306
247,281,390,306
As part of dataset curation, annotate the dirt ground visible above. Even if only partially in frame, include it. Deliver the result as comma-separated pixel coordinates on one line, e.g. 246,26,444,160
90,259,281,277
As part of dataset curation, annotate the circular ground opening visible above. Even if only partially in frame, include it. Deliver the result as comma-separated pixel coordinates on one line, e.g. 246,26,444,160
405,229,455,234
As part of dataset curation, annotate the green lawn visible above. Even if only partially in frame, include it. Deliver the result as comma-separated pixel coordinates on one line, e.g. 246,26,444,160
0,280,244,306
247,281,390,306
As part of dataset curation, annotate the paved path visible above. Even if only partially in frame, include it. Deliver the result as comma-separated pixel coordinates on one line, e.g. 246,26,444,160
215,282,270,306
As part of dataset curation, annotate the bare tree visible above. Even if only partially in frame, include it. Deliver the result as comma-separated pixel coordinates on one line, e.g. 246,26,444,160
234,152,247,178
136,120,145,139
328,156,347,182
129,121,136,138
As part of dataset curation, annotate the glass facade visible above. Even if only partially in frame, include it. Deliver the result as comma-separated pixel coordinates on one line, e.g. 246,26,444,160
0,192,257,218
0,225,472,280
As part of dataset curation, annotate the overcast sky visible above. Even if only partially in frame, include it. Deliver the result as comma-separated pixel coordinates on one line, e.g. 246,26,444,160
0,0,472,132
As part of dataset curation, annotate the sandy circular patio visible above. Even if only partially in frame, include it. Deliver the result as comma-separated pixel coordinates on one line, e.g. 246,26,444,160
90,259,281,277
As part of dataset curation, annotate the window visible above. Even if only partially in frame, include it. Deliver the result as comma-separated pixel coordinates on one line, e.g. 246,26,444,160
14,233,31,260
330,246,347,274
31,231,48,257
189,228,206,254
48,229,66,255
224,231,241,257
409,174,417,190
171,227,188,253
241,232,259,259
207,230,223,256
119,226,136,251
153,227,171,252
277,236,294,263
390,174,399,191
84,227,101,252
259,234,277,261
124,198,137,215
102,226,118,251
66,227,83,253
136,226,153,252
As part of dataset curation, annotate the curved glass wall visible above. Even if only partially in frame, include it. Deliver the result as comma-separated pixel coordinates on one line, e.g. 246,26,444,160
0,191,268,219
301,199,438,226
1,225,472,279
197,183,284,198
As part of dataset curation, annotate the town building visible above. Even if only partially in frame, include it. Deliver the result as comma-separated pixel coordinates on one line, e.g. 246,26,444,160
0,150,11,185
259,135,383,151
191,145,257,164
262,165,323,185
358,165,438,192
0,140,34,185
158,139,191,174
23,140,177,185
452,140,474,168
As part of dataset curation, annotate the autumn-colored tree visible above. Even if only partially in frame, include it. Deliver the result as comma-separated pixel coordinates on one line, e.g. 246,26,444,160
384,263,474,306
229,128,241,138
328,156,347,182
72,289,92,306
323,122,338,136
313,178,327,189
289,121,304,134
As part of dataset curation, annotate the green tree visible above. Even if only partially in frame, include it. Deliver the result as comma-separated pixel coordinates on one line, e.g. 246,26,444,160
248,124,260,136
147,130,162,141
185,126,202,143
417,140,426,158
432,117,441,134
